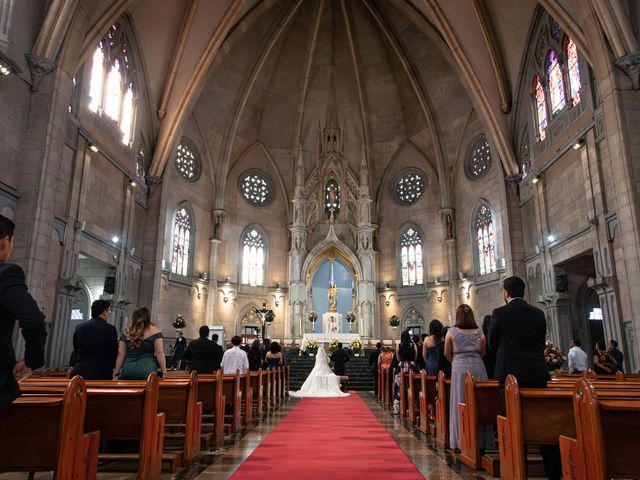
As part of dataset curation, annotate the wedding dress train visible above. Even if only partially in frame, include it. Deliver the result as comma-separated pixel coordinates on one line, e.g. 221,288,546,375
289,347,350,397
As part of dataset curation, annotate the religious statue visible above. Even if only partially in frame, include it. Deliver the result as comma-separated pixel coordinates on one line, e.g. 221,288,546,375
328,281,337,312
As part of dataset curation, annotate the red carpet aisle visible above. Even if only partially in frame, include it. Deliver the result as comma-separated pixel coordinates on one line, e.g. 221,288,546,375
231,393,424,479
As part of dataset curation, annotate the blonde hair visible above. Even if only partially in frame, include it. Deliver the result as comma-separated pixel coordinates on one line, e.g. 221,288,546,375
125,307,151,348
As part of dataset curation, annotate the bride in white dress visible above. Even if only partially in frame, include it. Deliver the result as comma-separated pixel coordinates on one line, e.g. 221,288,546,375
289,347,350,397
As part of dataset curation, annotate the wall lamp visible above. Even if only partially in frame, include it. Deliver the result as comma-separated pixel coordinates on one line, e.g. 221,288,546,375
532,174,541,184
0,51,20,76
219,279,235,304
271,292,284,308
431,289,447,303
572,137,585,150
380,291,395,307
88,143,99,153
460,284,472,300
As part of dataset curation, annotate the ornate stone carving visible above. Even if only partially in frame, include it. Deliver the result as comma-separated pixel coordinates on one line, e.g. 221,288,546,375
25,53,55,91
615,50,640,89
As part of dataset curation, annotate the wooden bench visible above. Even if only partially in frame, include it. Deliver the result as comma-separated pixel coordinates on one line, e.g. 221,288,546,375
435,370,452,448
191,370,225,449
240,369,254,426
249,370,265,418
418,370,437,434
1,376,99,479
222,372,242,434
406,371,422,424
458,372,502,475
559,378,640,480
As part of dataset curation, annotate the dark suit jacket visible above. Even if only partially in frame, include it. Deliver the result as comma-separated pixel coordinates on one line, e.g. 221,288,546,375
72,317,118,380
184,337,219,374
368,349,381,372
330,349,350,375
489,298,549,387
610,348,624,373
0,262,47,407
211,342,223,371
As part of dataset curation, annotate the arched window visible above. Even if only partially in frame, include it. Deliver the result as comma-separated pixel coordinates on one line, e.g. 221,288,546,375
547,50,566,115
241,228,265,287
175,137,202,182
475,205,497,275
324,179,340,216
566,37,581,106
400,227,424,287
465,136,493,180
87,23,137,146
533,75,548,141
171,207,192,277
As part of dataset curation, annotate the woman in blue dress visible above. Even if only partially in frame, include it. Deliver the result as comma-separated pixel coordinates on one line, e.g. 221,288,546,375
422,319,445,376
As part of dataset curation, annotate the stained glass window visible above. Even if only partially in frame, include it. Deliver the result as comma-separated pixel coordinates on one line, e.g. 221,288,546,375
465,137,493,179
400,227,423,287
547,50,566,115
393,169,426,205
476,205,497,275
175,138,201,182
171,208,192,277
566,38,581,106
239,171,273,206
87,24,136,146
242,229,265,286
534,75,548,141
324,179,340,216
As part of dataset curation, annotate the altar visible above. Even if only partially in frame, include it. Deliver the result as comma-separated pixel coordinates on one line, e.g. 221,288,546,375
301,333,361,346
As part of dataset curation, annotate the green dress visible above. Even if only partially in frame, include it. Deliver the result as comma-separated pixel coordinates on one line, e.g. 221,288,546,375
119,332,163,380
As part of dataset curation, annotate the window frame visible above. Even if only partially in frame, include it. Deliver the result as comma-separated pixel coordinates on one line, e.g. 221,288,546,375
237,169,275,207
396,224,427,293
471,201,500,278
239,225,268,289
174,136,202,183
169,203,196,281
464,135,493,181
391,167,427,206
545,48,567,116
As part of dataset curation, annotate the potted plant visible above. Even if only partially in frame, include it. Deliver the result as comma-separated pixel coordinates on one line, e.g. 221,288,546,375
389,315,400,329
172,313,186,332
349,338,364,357
328,339,341,353
302,339,319,356
544,340,566,371
346,311,356,323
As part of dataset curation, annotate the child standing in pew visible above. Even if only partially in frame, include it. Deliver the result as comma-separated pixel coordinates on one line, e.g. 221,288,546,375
114,307,167,380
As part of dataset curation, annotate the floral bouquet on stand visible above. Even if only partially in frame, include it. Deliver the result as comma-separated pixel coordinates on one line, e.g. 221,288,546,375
544,340,565,371
389,315,400,329
172,313,186,331
328,339,341,353
302,339,319,356
346,311,356,323
349,338,364,357
308,311,318,324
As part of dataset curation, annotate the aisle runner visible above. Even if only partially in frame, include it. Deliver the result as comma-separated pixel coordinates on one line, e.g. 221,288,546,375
231,393,423,479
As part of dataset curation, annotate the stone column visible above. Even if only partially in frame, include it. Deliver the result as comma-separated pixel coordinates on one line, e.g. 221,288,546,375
206,209,225,325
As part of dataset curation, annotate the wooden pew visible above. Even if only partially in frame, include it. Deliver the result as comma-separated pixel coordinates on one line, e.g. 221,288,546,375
458,372,502,475
192,370,225,449
399,369,408,418
0,376,99,479
249,370,264,418
222,371,242,434
418,370,437,434
240,369,254,426
263,367,272,412
406,371,422,424
559,378,640,480
435,371,451,449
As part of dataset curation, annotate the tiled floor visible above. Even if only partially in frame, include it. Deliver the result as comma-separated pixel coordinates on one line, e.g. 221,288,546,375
0,393,497,479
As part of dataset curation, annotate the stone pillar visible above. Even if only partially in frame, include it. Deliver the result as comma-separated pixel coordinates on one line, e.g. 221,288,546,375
206,209,225,325
440,209,457,324
288,145,307,337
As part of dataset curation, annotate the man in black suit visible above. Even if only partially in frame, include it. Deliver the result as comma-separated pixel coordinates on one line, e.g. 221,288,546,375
211,333,224,371
72,299,118,380
489,276,560,480
0,215,47,407
330,342,349,376
368,342,382,396
184,325,219,373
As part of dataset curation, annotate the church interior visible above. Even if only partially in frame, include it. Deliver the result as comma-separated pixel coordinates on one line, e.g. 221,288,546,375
2,0,640,478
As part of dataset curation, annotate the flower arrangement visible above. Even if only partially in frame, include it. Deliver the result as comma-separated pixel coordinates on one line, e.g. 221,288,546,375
308,311,318,323
544,340,565,370
328,339,341,353
349,338,364,355
302,339,319,355
346,311,356,323
172,313,186,330
389,315,400,328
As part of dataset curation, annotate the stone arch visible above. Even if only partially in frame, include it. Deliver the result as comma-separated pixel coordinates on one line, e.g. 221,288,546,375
401,305,426,331
234,303,262,335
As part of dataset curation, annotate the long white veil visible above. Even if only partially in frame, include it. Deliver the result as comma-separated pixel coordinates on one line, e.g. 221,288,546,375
289,347,350,398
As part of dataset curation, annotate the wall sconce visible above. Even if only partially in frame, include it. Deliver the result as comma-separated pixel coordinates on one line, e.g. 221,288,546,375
88,143,99,153
572,137,585,150
431,289,446,303
271,293,284,308
458,271,469,281
219,280,235,304
460,284,472,300
380,291,395,307
198,272,209,281
532,174,541,184
0,50,20,76
433,276,441,285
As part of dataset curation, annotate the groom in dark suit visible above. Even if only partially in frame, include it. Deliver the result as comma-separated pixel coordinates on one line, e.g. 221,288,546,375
330,342,349,376
489,276,560,480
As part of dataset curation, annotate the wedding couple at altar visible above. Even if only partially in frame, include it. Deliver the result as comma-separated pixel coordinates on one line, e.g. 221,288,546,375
289,347,350,398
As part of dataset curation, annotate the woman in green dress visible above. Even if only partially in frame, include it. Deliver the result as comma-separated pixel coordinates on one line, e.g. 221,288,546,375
114,307,167,380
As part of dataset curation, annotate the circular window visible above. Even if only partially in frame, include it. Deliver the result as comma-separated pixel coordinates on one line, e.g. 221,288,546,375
465,136,493,180
392,169,426,205
175,137,201,182
238,170,274,207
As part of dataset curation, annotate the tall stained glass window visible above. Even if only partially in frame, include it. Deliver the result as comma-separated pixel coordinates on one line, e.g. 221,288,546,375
400,227,424,287
566,38,581,106
534,75,548,141
475,205,497,275
242,229,265,286
547,50,566,114
171,208,192,276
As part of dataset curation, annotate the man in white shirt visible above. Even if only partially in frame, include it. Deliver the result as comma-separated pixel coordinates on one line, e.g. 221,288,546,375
221,335,249,374
567,338,589,373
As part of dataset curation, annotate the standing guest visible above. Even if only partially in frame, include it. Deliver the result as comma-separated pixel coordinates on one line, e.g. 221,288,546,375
489,276,560,480
445,304,493,451
567,338,589,373
593,341,616,374
265,341,284,369
172,332,187,370
261,338,271,362
393,331,417,415
437,326,452,378
413,334,425,371
369,342,382,396
608,340,624,373
481,315,496,378
330,342,350,376
211,333,223,371
184,326,218,374
247,339,263,371
221,335,249,374
114,307,166,380
0,214,47,407
72,299,118,380
423,319,445,376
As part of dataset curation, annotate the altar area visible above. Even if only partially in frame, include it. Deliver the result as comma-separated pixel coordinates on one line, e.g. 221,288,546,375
301,333,361,346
